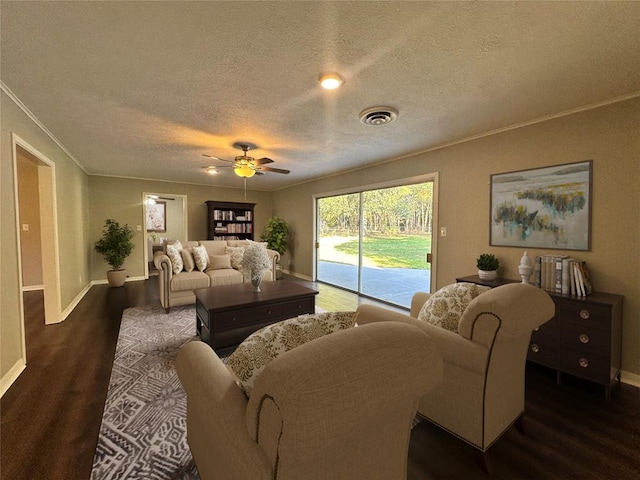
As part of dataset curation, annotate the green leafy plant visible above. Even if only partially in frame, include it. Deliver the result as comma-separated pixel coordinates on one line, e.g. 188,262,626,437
94,219,135,270
476,253,499,271
260,216,290,255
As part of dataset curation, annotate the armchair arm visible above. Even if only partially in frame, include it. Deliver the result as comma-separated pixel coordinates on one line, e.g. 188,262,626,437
177,342,271,480
356,304,488,375
410,292,431,318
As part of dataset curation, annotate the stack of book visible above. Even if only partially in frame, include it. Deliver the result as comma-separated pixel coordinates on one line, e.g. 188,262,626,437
533,255,592,296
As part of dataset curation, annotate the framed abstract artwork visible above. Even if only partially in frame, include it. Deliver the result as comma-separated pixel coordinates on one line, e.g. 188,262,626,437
490,160,592,251
146,201,166,232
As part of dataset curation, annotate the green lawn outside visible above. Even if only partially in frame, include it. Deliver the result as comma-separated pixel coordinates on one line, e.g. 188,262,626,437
332,234,432,269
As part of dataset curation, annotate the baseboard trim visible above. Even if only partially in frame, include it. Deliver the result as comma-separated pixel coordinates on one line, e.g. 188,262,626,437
91,276,147,286
282,270,312,282
620,370,640,388
60,282,93,321
1,359,26,398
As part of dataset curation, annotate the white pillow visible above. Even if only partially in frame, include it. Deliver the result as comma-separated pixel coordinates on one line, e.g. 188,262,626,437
418,283,490,332
226,311,357,397
166,244,183,274
225,246,245,270
192,245,209,272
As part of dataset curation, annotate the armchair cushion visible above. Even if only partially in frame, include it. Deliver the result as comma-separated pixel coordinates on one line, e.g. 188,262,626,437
417,282,490,332
226,311,357,397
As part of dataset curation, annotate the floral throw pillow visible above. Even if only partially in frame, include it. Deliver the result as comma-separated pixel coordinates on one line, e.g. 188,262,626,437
417,283,490,333
166,244,183,274
226,311,357,397
225,246,245,270
192,245,209,272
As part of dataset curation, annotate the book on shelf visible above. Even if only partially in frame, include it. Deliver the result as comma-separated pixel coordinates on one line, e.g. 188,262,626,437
534,255,592,296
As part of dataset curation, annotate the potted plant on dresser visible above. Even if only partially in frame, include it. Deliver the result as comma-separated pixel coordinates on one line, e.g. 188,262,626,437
94,219,135,287
477,253,499,281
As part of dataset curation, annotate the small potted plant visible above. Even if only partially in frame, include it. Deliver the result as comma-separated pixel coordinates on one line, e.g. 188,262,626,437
477,253,499,280
260,216,290,279
94,219,135,287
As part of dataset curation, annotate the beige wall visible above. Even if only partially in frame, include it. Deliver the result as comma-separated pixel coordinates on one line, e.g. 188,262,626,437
17,150,43,287
1,90,91,383
273,98,640,378
88,176,274,281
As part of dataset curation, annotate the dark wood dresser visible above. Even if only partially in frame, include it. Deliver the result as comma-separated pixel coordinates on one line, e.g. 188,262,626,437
456,275,623,400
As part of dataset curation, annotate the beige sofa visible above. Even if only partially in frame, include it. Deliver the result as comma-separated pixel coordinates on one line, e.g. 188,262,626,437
355,283,555,473
154,240,280,313
177,321,444,480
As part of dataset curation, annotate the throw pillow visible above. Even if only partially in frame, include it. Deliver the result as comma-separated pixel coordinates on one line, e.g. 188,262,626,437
180,249,195,272
168,240,183,251
417,282,491,333
226,311,357,397
192,245,209,272
225,246,245,270
166,244,183,274
209,254,232,270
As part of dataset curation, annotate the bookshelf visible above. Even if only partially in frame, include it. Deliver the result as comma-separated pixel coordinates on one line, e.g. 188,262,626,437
205,201,255,241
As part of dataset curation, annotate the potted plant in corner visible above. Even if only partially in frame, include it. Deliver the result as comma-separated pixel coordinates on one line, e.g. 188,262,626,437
94,219,135,287
260,216,290,279
477,253,499,281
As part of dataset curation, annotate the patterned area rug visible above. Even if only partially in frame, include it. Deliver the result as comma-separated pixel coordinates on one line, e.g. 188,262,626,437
91,305,201,480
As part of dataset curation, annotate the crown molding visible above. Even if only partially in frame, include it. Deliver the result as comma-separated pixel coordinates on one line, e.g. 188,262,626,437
1,81,87,174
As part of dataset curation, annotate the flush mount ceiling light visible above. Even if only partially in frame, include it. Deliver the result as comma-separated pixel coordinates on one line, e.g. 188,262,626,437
359,106,399,126
318,72,344,90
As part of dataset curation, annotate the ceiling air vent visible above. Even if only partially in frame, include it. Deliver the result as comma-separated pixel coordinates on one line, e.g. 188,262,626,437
359,107,398,126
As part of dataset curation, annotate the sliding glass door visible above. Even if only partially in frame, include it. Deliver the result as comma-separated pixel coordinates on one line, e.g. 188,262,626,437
316,180,434,308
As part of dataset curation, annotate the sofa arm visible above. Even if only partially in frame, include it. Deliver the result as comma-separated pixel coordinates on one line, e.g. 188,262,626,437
176,342,271,479
154,252,173,310
267,249,280,280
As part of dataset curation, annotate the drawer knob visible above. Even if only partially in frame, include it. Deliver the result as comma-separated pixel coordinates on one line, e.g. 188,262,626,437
534,327,539,332
579,309,590,320
298,304,302,309
579,333,590,344
267,310,272,315
579,357,589,368
531,344,540,353
232,317,237,322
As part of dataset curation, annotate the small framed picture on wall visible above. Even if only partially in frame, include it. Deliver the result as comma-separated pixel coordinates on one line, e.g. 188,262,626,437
146,201,166,232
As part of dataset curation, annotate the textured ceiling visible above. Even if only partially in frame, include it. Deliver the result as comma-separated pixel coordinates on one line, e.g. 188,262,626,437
2,1,639,190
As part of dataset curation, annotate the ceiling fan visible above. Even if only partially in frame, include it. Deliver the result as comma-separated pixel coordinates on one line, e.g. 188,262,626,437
202,142,290,178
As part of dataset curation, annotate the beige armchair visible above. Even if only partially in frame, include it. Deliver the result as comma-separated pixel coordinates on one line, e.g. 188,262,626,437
356,283,555,472
177,321,443,480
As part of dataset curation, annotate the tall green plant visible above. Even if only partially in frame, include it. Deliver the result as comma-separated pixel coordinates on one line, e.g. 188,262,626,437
260,216,290,255
94,219,135,270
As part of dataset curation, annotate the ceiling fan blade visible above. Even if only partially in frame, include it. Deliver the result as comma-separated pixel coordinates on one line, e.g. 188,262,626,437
253,157,274,165
258,166,290,174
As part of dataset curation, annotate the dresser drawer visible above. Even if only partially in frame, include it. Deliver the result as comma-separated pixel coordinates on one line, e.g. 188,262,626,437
196,301,210,329
561,300,611,330
560,349,611,384
562,322,610,354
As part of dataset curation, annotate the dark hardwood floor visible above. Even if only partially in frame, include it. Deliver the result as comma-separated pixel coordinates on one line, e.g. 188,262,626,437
2,278,638,479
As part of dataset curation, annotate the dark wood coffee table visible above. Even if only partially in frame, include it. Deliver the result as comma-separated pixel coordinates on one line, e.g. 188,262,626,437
194,280,319,349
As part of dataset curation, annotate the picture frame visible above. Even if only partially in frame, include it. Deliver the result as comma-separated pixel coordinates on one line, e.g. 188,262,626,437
146,201,166,233
490,160,592,251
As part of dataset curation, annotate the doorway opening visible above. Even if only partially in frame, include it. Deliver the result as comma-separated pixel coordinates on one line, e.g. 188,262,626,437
315,174,438,309
142,193,188,278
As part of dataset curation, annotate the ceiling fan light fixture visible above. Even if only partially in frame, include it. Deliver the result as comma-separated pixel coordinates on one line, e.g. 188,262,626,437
319,72,344,90
206,166,218,175
235,163,256,178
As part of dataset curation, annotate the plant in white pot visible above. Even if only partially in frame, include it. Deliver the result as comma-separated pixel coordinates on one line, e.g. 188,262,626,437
477,253,499,281
94,219,135,287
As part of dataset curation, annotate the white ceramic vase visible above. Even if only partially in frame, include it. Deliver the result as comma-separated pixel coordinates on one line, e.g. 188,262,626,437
478,269,497,281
